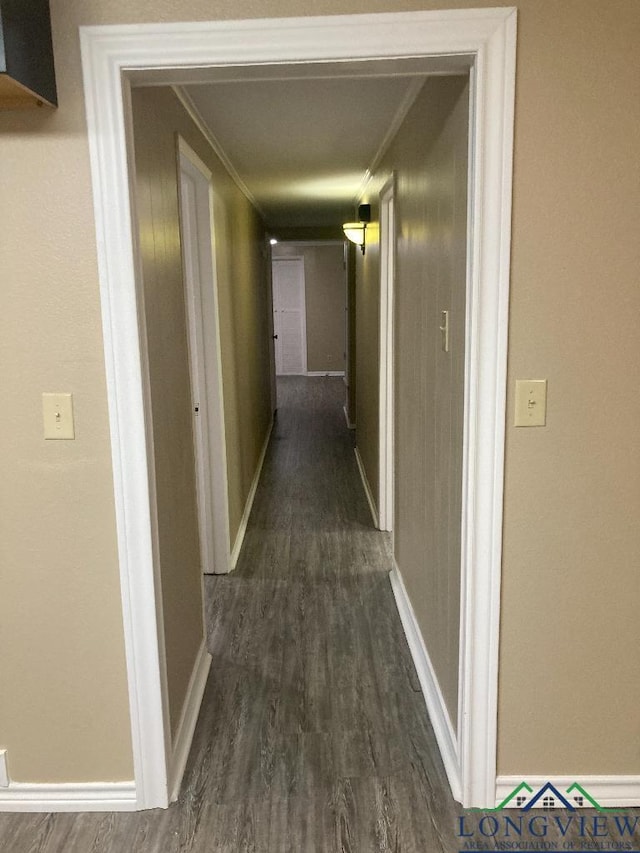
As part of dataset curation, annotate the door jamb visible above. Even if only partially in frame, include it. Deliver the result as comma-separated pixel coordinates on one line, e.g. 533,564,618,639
378,176,396,534
80,8,516,810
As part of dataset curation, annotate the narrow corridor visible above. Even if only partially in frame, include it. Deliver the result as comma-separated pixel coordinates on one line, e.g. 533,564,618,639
186,376,460,850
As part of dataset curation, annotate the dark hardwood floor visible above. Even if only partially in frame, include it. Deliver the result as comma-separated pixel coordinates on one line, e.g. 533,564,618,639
2,377,635,851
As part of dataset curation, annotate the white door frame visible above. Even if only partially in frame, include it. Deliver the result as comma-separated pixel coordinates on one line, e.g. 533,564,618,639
265,245,278,414
271,256,308,375
378,176,396,534
80,8,516,810
178,137,231,577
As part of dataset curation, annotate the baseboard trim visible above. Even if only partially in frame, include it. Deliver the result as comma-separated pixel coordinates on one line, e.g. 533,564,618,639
168,639,212,802
0,781,137,812
230,417,273,569
306,371,345,377
343,404,355,430
354,446,378,528
496,775,640,809
389,564,462,803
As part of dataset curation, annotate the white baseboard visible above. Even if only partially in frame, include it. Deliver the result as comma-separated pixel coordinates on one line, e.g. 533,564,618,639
230,417,273,569
496,775,640,809
343,404,355,430
0,781,137,812
169,639,212,802
306,371,345,377
354,446,378,528
389,564,462,803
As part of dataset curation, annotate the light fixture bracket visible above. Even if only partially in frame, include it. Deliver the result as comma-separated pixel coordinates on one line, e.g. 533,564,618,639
343,203,372,255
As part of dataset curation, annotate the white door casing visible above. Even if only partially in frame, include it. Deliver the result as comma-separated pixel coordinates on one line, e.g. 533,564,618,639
266,250,278,412
80,9,516,810
378,177,396,534
272,257,307,375
178,138,231,577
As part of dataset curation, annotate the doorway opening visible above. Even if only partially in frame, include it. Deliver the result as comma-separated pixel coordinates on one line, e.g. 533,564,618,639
81,8,516,810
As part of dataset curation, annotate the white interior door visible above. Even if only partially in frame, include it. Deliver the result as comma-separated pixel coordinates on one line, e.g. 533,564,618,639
272,257,307,375
178,139,231,575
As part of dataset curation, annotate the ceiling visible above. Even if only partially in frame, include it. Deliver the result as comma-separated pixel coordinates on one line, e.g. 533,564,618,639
183,76,418,228
171,58,469,231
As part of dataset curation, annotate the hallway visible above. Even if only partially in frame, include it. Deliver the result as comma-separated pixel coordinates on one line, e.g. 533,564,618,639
193,376,459,849
0,377,460,852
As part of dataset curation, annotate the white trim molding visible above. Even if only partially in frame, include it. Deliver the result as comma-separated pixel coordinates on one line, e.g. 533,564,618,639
80,7,516,810
354,447,379,529
306,371,345,377
0,751,8,788
389,565,462,802
168,640,212,802
456,8,516,809
274,240,345,248
0,782,137,813
343,405,355,430
377,175,395,534
230,418,274,569
496,776,640,810
173,86,266,220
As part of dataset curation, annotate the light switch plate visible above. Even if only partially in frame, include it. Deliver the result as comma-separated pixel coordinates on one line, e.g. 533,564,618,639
43,393,75,439
514,380,547,427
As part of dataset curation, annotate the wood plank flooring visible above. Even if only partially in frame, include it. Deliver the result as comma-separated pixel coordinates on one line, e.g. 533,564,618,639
2,377,637,851
193,377,463,851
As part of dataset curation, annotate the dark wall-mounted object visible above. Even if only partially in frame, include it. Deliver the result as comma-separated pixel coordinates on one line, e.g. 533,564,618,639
357,204,371,224
0,0,57,109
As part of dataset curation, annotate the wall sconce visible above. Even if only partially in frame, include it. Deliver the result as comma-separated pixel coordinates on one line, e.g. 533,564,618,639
343,204,371,255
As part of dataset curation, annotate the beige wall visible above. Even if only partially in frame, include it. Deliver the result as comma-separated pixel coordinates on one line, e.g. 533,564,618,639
133,89,272,557
208,166,273,547
357,77,469,726
353,0,640,775
273,243,346,373
497,1,640,775
130,86,270,738
355,224,381,498
0,0,638,786
131,87,205,740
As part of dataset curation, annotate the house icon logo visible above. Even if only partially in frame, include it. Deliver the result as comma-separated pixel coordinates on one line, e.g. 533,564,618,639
458,782,637,847
490,781,623,812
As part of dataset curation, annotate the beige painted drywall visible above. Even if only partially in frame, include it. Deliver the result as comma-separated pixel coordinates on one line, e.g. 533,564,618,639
356,77,469,725
272,243,346,373
0,0,638,785
130,87,271,737
354,224,381,500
